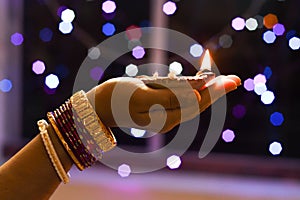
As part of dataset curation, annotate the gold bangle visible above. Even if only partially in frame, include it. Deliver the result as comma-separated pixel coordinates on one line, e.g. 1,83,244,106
70,90,117,152
47,112,85,171
38,119,70,184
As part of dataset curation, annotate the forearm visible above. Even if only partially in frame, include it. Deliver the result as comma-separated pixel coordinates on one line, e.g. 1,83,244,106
0,125,73,200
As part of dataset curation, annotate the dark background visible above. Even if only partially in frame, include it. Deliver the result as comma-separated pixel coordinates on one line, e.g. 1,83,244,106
22,0,300,159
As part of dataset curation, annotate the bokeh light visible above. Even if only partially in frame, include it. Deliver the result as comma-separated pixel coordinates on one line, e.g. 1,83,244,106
263,13,278,29
231,17,245,31
270,112,284,126
130,128,146,138
132,46,145,59
169,61,183,75
102,22,116,36
219,34,233,48
90,66,103,81
125,64,138,76
261,91,275,105
39,28,53,42
254,15,264,29
10,32,24,46
273,23,285,36
189,44,203,57
166,155,181,169
253,74,267,85
163,1,177,15
269,141,282,156
245,18,258,31
32,60,46,75
243,78,254,91
88,47,101,60
263,30,276,44
61,8,75,23
254,83,267,95
263,66,272,79
118,164,131,177
222,129,235,143
0,79,13,93
45,74,60,89
102,0,117,14
125,25,142,40
232,104,246,119
59,21,73,34
288,36,300,50
286,30,297,40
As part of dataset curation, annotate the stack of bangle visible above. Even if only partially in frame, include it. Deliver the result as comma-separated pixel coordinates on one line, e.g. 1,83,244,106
42,90,116,174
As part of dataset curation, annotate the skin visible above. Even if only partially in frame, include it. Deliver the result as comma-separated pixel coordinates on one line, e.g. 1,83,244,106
0,75,240,199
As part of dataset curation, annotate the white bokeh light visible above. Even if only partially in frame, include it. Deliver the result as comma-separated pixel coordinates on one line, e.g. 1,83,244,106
254,83,267,95
102,0,117,14
169,61,183,75
269,142,282,156
289,37,300,50
231,17,245,31
45,74,60,89
88,47,101,60
125,64,138,76
118,164,131,177
261,91,275,105
130,128,146,138
245,18,258,31
166,155,181,170
189,44,203,57
222,129,235,143
253,74,267,85
163,1,177,15
61,9,75,23
59,21,73,34
263,31,276,44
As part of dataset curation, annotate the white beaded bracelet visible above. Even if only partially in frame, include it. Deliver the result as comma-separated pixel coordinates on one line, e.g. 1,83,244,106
38,119,70,184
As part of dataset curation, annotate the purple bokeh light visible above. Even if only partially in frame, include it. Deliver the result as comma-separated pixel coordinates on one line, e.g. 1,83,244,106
10,32,24,46
90,66,104,81
132,46,145,59
232,104,246,119
222,129,235,143
273,23,285,36
243,78,254,91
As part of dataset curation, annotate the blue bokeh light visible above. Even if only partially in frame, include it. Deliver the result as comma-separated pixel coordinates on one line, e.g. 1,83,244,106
0,79,13,92
270,112,284,126
102,22,116,36
39,27,53,42
263,66,272,79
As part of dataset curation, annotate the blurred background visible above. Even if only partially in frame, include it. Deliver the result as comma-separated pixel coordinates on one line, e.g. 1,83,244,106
1,0,300,199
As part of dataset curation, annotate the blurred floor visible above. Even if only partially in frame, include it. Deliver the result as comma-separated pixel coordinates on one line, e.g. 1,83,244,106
51,166,300,200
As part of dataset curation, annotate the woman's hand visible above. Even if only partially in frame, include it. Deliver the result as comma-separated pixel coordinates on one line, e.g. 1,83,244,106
88,75,241,133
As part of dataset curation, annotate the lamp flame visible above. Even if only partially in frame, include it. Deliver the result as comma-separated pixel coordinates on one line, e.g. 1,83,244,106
200,50,212,71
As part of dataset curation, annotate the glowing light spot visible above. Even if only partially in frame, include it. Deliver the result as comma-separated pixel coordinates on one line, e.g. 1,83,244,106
88,47,101,60
125,64,138,76
163,1,177,15
90,66,103,81
231,17,245,31
0,79,13,93
132,46,145,59
39,28,53,42
166,155,181,169
169,61,183,75
189,44,203,57
289,37,300,50
270,112,284,126
273,23,285,36
57,6,67,17
245,18,258,31
126,25,142,40
219,34,233,48
32,60,46,75
118,164,131,177
10,32,24,46
61,8,75,23
286,30,297,40
130,128,146,138
263,31,276,44
222,129,235,143
263,66,272,79
45,74,60,89
200,50,212,71
261,91,275,105
254,83,267,95
269,142,282,156
102,0,116,14
254,15,264,29
253,74,267,85
232,104,246,119
263,14,278,29
244,78,254,91
102,22,116,36
59,22,73,34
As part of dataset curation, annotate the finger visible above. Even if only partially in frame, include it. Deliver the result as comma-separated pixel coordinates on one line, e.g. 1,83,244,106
199,76,238,112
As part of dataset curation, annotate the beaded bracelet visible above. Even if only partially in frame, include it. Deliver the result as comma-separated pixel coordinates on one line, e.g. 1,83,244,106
38,119,70,184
